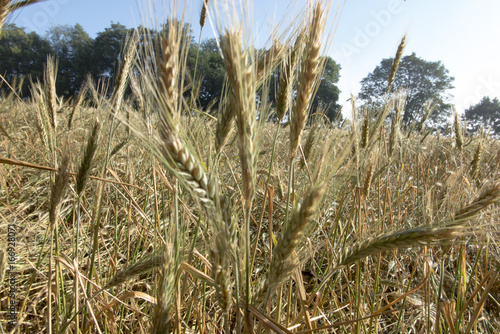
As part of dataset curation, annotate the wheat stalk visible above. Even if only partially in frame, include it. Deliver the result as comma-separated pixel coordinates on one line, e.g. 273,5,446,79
207,196,239,314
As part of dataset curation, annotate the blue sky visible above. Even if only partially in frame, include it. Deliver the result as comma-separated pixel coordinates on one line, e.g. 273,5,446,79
9,0,500,117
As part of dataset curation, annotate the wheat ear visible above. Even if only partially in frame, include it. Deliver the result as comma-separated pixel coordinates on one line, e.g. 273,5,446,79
210,228,232,315
454,112,463,152
276,30,304,121
215,97,236,155
200,0,209,28
301,122,319,169
0,1,9,33
363,159,375,197
49,151,70,228
388,105,401,158
1,1,43,34
255,183,326,305
469,142,483,181
111,33,137,113
290,3,324,159
44,55,58,130
152,244,176,334
157,24,216,209
387,34,406,92
67,82,87,130
31,81,54,153
256,41,284,86
416,99,435,133
158,26,181,129
337,226,462,269
129,74,145,118
455,182,500,220
105,255,162,289
221,30,257,210
360,113,369,149
76,118,101,196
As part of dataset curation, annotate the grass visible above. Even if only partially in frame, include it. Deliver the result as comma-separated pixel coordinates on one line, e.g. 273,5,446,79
1,0,500,333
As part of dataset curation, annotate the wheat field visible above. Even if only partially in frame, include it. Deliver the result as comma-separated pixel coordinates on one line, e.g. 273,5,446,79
0,0,499,333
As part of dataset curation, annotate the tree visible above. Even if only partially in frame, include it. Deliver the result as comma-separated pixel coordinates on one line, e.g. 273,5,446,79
359,52,454,127
311,56,341,122
193,38,226,110
92,22,131,80
0,24,53,95
46,24,93,96
464,96,500,135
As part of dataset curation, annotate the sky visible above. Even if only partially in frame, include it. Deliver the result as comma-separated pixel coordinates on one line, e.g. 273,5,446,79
8,0,500,118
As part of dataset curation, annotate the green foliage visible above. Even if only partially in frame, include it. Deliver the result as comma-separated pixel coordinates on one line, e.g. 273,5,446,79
92,22,131,80
46,24,93,95
465,96,500,135
312,56,341,122
191,38,226,110
0,24,52,95
359,52,454,127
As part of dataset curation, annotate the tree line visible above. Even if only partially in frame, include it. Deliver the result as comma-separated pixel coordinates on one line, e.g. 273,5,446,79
1,22,498,133
0,22,342,121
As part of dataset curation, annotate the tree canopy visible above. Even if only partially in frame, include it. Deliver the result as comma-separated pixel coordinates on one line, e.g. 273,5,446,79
359,52,454,127
464,96,500,135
